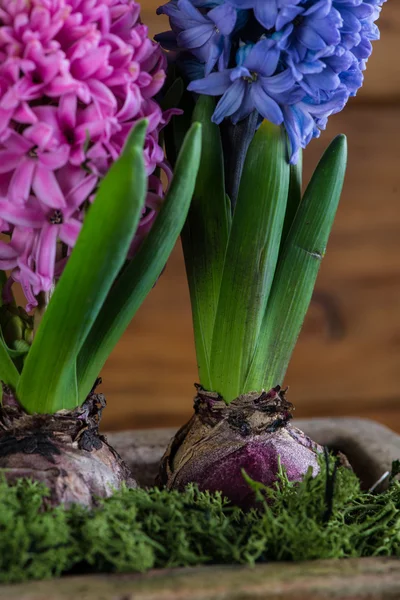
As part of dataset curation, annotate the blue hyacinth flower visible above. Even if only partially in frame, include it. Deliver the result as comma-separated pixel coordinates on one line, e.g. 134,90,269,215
188,39,303,125
157,0,238,75
157,0,386,162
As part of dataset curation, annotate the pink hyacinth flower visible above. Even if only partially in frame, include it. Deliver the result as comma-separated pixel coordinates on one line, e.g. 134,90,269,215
0,0,174,310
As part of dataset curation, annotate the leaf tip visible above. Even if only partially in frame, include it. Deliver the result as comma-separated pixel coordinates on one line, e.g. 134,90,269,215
124,119,149,154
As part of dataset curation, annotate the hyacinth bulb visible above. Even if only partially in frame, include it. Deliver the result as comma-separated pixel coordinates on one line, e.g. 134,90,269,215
0,389,136,507
0,0,174,310
158,386,322,509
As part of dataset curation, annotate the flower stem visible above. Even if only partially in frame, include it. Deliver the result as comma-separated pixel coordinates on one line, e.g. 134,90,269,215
33,290,53,336
221,110,258,210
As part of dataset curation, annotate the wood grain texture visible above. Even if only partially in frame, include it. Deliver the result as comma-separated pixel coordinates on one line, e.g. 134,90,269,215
100,104,400,432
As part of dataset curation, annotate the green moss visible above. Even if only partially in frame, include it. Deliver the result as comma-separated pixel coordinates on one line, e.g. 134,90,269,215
1,456,400,584
0,479,78,583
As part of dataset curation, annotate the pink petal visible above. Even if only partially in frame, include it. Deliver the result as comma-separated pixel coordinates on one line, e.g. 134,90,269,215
31,106,60,135
141,71,166,99
13,101,38,125
2,131,31,153
35,222,58,285
0,152,21,174
56,165,86,193
60,218,82,246
0,86,20,110
0,173,12,196
116,84,142,121
65,174,97,210
24,122,53,149
46,75,80,97
69,145,86,166
71,45,110,80
87,78,117,109
12,268,39,310
0,240,19,269
0,199,44,227
39,145,69,170
32,164,66,208
75,119,107,143
0,108,13,137
58,93,77,130
8,157,36,202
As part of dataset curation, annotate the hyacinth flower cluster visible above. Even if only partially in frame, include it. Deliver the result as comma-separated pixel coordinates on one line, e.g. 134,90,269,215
157,0,386,162
0,0,177,310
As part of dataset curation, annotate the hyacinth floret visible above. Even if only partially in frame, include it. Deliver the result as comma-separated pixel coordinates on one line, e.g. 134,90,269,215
157,0,239,76
157,0,386,162
0,0,172,309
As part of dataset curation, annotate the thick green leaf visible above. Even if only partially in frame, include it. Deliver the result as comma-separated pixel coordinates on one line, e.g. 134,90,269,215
181,97,229,389
281,150,303,245
0,335,20,389
76,123,202,403
209,121,290,402
17,121,148,414
244,134,347,392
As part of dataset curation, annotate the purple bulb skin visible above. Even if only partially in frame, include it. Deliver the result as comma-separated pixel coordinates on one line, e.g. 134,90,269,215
158,386,322,509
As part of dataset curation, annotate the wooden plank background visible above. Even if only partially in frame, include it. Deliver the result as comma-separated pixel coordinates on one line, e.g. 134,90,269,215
98,2,400,432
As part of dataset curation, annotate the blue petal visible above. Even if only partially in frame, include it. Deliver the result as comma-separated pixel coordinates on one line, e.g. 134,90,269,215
297,25,327,51
251,83,284,125
188,70,232,95
177,0,209,23
208,4,237,36
244,39,280,77
177,24,213,49
254,0,278,30
213,79,247,123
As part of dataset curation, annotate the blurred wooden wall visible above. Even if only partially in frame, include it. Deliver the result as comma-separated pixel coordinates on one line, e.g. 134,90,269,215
100,2,400,432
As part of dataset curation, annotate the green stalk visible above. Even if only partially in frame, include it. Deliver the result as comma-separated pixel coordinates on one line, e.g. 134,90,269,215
76,123,202,403
244,134,347,392
209,121,290,402
181,97,230,389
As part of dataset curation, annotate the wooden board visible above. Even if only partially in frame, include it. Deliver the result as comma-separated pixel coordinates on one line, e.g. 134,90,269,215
3,559,400,600
142,2,400,101
100,105,400,432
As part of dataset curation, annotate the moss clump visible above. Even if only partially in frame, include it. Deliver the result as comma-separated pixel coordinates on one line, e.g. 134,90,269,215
1,456,400,584
0,479,78,582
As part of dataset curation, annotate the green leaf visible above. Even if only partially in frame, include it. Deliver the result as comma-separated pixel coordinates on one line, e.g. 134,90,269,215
181,97,230,389
160,77,184,112
209,121,290,402
76,122,203,403
17,121,148,414
0,335,20,389
244,134,347,392
281,150,303,246
9,340,31,357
